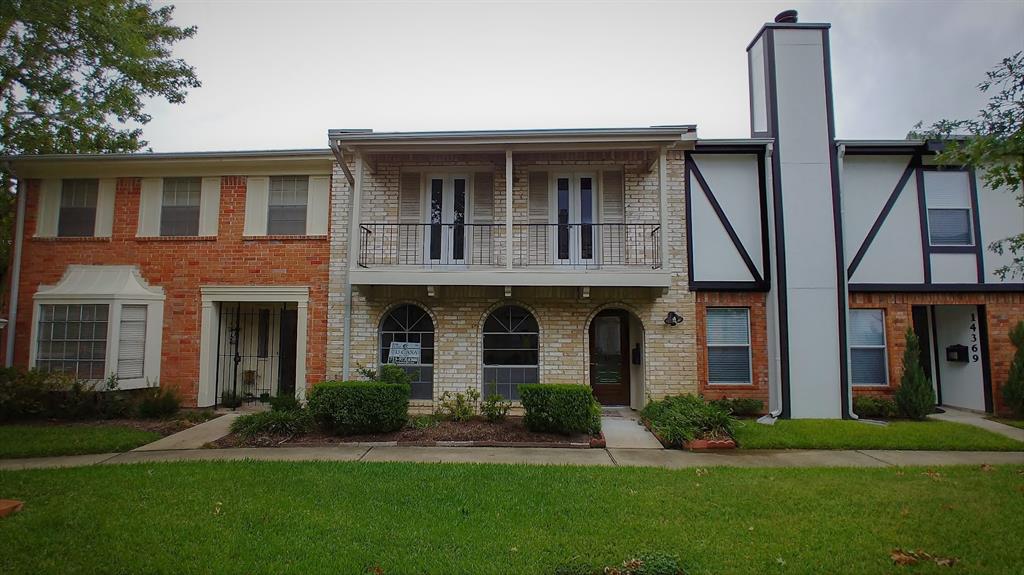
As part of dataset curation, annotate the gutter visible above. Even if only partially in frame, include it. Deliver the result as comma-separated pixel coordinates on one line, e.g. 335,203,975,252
4,168,26,367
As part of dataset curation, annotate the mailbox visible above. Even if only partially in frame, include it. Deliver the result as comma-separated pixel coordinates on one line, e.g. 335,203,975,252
631,343,642,365
945,344,969,363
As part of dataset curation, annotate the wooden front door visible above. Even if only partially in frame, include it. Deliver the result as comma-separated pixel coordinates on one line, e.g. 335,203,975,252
589,309,630,405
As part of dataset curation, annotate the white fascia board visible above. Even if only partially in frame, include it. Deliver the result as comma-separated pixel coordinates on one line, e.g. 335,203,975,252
348,269,672,288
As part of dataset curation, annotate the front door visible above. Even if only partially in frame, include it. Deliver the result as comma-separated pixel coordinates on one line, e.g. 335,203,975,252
277,309,297,397
589,309,630,405
426,175,468,265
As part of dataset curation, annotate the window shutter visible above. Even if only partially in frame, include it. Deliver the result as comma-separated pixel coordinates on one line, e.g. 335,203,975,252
601,170,625,224
117,305,147,379
94,178,117,237
306,175,330,235
528,172,548,224
244,176,269,236
399,172,421,223
398,172,422,264
198,177,221,236
137,178,163,237
35,179,61,237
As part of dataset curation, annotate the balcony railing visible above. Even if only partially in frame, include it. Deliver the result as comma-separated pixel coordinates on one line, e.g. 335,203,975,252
357,222,661,269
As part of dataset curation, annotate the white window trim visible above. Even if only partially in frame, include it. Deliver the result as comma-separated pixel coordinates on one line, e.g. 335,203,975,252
706,307,753,386
850,308,889,387
421,172,473,265
549,170,600,265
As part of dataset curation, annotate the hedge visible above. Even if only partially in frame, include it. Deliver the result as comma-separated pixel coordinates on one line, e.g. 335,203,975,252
307,380,410,435
518,384,601,436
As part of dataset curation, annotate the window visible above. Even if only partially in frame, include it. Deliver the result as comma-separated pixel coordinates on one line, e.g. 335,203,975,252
36,304,109,379
924,171,973,246
160,177,201,236
58,179,98,237
706,308,751,384
482,305,539,400
379,304,434,400
267,176,308,235
849,309,888,386
117,305,147,379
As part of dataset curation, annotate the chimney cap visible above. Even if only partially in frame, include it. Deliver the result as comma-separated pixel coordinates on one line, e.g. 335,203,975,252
774,9,798,23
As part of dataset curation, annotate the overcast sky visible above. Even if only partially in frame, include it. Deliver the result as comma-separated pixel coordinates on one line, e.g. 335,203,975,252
142,0,1024,152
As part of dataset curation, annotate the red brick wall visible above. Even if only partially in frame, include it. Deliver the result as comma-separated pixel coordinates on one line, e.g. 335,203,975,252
695,292,769,411
4,177,329,406
850,292,1024,415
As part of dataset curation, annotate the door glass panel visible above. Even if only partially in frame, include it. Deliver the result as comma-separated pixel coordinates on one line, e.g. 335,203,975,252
580,177,593,260
429,178,443,260
557,178,570,260
453,178,466,261
593,316,622,384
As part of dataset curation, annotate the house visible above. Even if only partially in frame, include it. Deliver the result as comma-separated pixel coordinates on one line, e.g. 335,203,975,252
2,12,1021,418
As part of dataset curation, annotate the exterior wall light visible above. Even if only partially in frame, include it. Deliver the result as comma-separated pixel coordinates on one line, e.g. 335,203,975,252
664,311,683,326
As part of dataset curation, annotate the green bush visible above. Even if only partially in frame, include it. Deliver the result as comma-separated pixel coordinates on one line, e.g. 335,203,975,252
436,388,480,422
853,395,897,419
481,394,512,423
307,380,410,435
136,387,181,419
641,395,734,448
0,368,71,421
269,394,301,412
519,384,601,435
376,364,412,387
894,328,935,420
709,397,764,417
1002,321,1024,418
230,409,312,438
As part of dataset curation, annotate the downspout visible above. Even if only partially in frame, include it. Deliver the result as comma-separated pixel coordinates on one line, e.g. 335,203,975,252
329,140,357,380
837,143,858,420
4,166,25,367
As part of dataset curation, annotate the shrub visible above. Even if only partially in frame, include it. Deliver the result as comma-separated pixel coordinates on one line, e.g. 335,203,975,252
408,414,440,430
220,390,243,408
137,387,181,419
436,388,480,422
307,380,410,435
269,394,301,412
230,409,312,438
894,328,935,420
641,395,734,448
376,364,412,387
709,397,764,417
853,395,897,419
519,384,601,435
0,368,71,421
1002,321,1024,418
481,394,512,423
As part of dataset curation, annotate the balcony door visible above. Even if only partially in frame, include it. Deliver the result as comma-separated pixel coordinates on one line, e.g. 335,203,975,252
425,174,469,265
551,173,597,265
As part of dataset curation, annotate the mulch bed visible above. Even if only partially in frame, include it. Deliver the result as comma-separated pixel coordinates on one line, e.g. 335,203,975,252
212,416,600,449
13,412,220,438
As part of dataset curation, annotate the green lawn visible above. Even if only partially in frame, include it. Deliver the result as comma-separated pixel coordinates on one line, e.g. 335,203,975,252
731,419,1024,451
987,417,1024,430
1,462,1022,574
0,424,160,458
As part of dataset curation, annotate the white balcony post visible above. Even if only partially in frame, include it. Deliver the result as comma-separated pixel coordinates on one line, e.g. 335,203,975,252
659,146,669,270
505,149,513,269
347,154,364,272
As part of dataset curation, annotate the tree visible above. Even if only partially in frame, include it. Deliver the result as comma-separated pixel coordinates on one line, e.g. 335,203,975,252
894,328,935,420
1002,321,1024,418
913,52,1024,280
0,0,200,277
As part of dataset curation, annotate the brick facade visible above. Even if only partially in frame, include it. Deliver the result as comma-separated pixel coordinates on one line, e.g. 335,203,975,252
695,291,770,410
4,176,330,406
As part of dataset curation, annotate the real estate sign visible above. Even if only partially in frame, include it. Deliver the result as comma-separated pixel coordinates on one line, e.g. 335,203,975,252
388,341,421,365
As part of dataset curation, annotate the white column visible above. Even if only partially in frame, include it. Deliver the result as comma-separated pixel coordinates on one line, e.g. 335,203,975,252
197,301,217,407
505,149,513,269
342,156,363,380
295,301,309,401
658,146,669,270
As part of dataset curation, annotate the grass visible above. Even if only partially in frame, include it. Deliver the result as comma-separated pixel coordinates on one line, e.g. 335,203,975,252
731,419,1024,451
987,417,1024,430
1,461,1022,574
0,424,160,458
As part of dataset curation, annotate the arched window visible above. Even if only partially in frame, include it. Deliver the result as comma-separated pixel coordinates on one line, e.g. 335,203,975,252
379,304,434,400
482,305,539,400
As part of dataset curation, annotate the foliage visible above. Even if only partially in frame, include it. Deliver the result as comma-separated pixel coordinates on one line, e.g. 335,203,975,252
1002,321,1024,418
912,51,1024,279
894,329,935,420
852,395,897,419
0,367,72,421
180,409,215,424
518,384,601,436
307,380,409,435
408,414,440,430
0,424,160,458
641,395,734,448
230,409,312,439
435,388,480,422
136,386,180,419
556,552,685,575
481,394,512,423
708,397,764,417
219,390,243,409
0,368,132,421
376,364,412,387
269,394,301,413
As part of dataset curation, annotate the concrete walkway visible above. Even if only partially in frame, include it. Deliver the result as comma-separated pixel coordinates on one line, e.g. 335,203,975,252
930,406,1024,442
600,407,663,449
132,412,239,451
2,445,1022,471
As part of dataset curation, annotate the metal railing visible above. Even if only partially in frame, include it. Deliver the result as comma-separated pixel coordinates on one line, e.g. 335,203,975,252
357,222,661,269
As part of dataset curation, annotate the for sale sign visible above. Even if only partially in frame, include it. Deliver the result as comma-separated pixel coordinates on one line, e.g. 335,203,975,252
388,342,421,365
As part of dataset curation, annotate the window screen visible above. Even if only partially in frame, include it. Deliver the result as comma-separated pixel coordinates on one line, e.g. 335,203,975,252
379,304,435,400
58,179,98,237
117,305,147,379
706,308,751,384
924,171,973,246
267,176,308,235
160,177,201,236
36,304,109,379
849,309,888,386
482,305,539,400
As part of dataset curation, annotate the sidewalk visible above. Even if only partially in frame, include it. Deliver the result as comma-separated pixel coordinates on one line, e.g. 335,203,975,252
2,445,1022,471
929,406,1024,442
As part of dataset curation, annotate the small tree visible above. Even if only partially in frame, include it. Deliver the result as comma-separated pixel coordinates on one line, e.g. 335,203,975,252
1002,321,1024,418
894,328,935,420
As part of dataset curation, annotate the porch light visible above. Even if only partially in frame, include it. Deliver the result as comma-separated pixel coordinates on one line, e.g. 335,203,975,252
664,311,683,326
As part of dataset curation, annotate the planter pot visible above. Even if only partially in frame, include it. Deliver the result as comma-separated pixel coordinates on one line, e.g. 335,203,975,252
684,438,737,450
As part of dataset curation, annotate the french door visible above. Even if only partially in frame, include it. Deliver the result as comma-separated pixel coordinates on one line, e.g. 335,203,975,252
553,173,597,265
425,174,468,265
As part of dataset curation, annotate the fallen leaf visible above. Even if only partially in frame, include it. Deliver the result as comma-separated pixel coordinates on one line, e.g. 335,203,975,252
923,469,943,480
776,556,786,566
696,468,709,477
933,556,958,567
891,549,918,566
980,464,994,472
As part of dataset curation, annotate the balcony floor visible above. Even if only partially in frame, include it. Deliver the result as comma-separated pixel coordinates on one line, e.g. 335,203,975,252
348,266,672,288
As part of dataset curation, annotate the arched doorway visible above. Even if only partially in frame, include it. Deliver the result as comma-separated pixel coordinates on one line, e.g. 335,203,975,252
589,308,638,406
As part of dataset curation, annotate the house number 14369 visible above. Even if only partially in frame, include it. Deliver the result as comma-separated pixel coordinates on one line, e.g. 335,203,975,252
969,313,980,362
